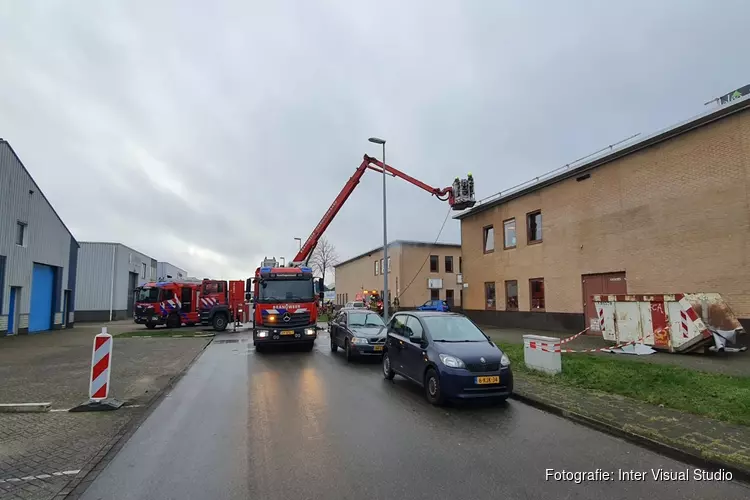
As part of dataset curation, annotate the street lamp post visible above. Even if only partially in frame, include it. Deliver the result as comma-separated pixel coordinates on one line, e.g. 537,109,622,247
368,137,388,321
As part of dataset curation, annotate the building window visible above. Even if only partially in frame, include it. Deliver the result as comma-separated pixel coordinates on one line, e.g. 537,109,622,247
430,289,440,300
375,260,379,275
484,282,496,310
15,222,27,246
445,289,454,307
530,278,545,310
527,210,542,244
503,218,517,249
483,225,494,253
444,256,453,273
429,255,439,272
458,256,462,273
387,256,391,273
141,263,146,279
505,280,518,310
380,258,384,274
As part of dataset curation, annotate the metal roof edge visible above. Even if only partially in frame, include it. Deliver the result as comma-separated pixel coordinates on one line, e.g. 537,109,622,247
335,239,461,268
1,140,80,246
79,241,156,261
454,94,750,220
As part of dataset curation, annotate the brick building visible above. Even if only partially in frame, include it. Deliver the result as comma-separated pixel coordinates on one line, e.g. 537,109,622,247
334,240,462,309
455,96,750,333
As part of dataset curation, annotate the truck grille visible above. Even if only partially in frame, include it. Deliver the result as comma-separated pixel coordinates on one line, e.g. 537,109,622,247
264,312,311,327
465,362,500,373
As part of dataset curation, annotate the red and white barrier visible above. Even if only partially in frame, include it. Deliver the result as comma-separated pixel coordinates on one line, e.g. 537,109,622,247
89,328,113,401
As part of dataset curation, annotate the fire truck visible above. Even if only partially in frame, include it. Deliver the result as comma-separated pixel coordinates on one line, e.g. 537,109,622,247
247,154,475,352
133,278,245,331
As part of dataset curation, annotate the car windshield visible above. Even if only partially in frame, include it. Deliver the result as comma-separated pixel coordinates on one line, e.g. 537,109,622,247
423,316,488,342
258,279,314,302
136,287,160,303
348,312,385,327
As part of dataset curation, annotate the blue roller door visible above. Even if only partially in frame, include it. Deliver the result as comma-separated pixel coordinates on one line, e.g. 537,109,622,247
30,264,55,333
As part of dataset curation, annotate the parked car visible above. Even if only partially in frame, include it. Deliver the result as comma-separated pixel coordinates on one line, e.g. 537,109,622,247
330,309,387,361
417,299,451,312
345,301,366,309
382,311,512,405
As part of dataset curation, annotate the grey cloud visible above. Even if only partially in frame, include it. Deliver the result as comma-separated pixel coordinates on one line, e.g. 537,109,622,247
1,0,748,281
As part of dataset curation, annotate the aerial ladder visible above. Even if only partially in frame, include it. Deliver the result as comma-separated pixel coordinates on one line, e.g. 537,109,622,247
290,154,476,267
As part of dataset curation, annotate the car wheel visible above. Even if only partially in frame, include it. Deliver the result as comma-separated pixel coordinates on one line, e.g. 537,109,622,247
255,344,265,354
382,352,395,380
330,335,338,352
424,368,446,406
145,322,156,330
345,340,353,362
304,341,314,352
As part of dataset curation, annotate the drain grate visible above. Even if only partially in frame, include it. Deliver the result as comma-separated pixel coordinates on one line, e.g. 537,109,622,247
213,339,240,344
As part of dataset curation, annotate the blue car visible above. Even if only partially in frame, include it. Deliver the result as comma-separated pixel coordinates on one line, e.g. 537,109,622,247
382,311,513,405
416,299,451,312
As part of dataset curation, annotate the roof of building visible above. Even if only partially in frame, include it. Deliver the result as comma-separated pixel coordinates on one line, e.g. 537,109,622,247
454,94,750,220
335,239,460,268
0,139,79,247
79,241,156,260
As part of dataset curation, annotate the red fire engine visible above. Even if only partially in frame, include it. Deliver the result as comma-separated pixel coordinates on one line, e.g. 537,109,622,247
247,154,475,352
133,278,245,331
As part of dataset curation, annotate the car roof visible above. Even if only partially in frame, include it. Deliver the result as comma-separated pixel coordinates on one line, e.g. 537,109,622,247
395,311,461,318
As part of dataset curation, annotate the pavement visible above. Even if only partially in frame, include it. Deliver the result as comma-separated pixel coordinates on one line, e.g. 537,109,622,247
482,326,750,377
0,323,211,500
77,330,749,500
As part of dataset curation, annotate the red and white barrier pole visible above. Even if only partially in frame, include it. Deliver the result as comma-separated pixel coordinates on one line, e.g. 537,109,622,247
89,328,113,401
70,327,123,412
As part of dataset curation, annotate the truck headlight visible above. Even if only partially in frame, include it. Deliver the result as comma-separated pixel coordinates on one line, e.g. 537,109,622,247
304,328,316,336
257,330,269,338
439,354,465,368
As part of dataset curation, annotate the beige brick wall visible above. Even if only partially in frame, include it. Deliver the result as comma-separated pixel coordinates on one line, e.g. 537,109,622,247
334,243,462,308
334,245,402,305
398,245,462,308
461,109,750,318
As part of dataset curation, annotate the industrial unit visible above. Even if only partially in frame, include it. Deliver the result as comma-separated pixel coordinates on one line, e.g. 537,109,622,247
156,261,188,281
0,139,79,335
76,242,157,321
334,240,462,309
456,95,750,333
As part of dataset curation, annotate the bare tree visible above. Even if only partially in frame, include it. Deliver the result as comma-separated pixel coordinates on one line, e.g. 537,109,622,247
310,237,338,287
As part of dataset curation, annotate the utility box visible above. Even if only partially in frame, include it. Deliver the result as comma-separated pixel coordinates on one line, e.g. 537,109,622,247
523,334,562,374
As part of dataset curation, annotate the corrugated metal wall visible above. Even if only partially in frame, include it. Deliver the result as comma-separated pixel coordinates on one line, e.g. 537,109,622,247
0,141,74,331
75,242,116,311
77,242,157,313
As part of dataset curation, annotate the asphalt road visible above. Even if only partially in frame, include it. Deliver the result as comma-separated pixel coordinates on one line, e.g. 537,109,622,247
81,331,749,500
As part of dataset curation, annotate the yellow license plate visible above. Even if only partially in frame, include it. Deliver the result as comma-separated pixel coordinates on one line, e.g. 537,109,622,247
475,376,500,385
280,330,295,336
373,345,383,352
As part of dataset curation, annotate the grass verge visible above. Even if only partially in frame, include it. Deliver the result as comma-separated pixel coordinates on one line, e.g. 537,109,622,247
498,342,750,426
117,330,210,338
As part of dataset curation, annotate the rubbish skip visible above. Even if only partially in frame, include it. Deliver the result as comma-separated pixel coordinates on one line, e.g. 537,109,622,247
593,293,747,354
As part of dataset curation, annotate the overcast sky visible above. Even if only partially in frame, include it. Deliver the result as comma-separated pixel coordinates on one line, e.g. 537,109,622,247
0,0,747,281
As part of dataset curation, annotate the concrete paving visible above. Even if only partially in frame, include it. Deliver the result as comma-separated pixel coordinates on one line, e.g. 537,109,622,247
0,326,211,500
80,331,749,500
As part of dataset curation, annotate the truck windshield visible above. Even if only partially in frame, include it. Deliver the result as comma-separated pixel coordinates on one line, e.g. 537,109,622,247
136,287,160,303
258,279,314,302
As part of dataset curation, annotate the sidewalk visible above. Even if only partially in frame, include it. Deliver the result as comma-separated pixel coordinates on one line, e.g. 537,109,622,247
0,325,211,500
483,326,750,377
512,374,750,479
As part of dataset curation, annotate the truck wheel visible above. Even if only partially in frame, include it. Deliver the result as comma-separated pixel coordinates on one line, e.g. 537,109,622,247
145,322,156,330
167,314,181,329
255,344,266,354
304,341,314,352
212,313,228,332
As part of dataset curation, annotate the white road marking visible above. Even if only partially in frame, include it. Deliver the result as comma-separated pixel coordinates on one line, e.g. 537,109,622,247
0,470,80,483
